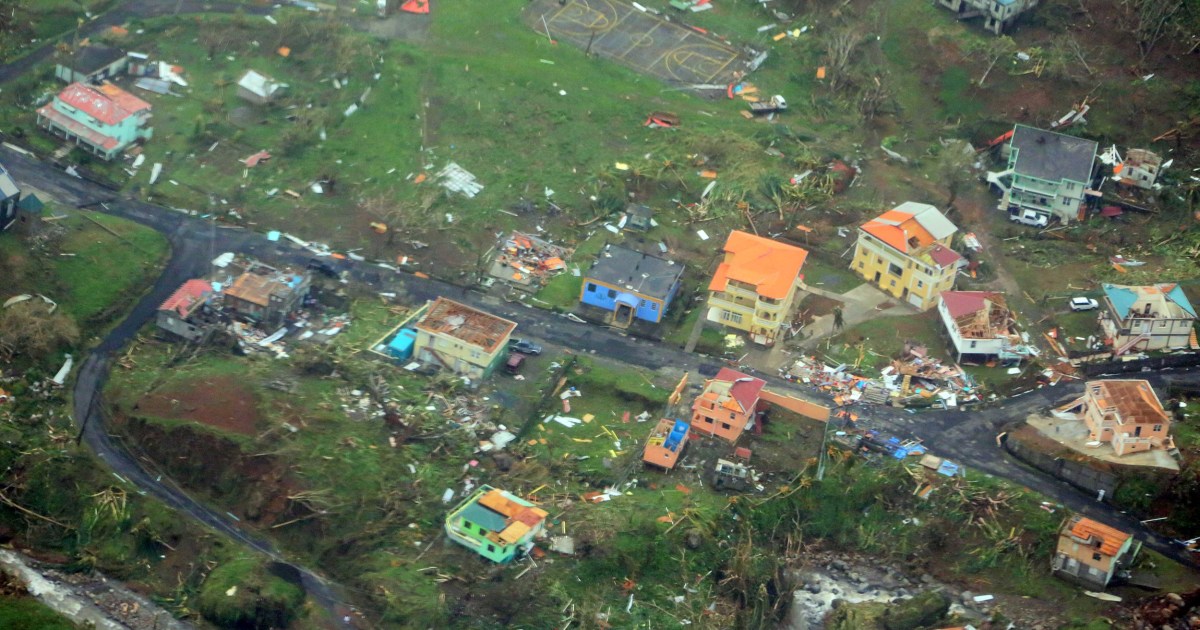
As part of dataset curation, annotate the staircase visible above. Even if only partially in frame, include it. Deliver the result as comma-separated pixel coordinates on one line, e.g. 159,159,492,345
1113,332,1150,357
1190,328,1198,351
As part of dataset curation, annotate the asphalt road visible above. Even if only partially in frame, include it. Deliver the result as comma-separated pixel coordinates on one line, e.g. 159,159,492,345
3,143,1200,622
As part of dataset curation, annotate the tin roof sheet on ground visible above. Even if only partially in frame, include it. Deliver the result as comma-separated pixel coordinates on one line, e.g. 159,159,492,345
585,245,683,300
416,297,517,353
1010,124,1098,183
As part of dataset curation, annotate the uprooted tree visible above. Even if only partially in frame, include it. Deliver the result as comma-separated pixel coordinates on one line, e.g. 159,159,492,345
1123,0,1185,64
0,301,79,362
823,28,864,93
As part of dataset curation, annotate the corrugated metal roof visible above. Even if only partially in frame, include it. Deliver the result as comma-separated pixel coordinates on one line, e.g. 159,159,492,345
708,230,808,300
1066,516,1129,557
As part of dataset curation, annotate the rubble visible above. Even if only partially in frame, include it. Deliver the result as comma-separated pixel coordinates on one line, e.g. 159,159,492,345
487,231,570,289
782,344,981,410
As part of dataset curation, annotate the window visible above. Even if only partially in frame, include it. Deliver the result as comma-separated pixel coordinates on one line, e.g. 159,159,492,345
889,279,897,287
969,341,977,349
729,412,736,420
487,544,496,553
722,310,743,324
917,280,924,288
1157,320,1167,328
721,422,731,430
876,257,883,265
586,283,596,292
858,261,864,268
463,519,474,530
607,289,616,299
705,417,714,424
888,263,904,277
1153,425,1162,432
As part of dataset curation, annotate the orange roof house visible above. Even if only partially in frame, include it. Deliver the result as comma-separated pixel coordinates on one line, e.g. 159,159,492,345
851,202,962,310
708,230,808,300
706,231,808,347
1052,514,1139,589
691,368,766,443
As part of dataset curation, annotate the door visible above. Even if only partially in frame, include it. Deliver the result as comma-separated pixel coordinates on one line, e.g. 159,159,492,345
907,292,924,308
614,303,634,327
873,271,881,283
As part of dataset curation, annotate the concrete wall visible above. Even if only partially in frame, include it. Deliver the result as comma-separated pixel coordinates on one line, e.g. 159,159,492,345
1003,433,1118,497
760,389,830,422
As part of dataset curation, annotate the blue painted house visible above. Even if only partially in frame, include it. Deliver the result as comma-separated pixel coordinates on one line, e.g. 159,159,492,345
580,244,684,327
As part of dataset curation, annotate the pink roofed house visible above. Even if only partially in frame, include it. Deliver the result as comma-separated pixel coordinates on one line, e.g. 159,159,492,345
690,367,766,443
36,82,153,160
156,279,213,341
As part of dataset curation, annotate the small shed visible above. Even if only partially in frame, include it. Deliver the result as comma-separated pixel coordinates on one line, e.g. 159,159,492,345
236,70,287,105
387,328,417,360
624,204,654,232
55,44,128,84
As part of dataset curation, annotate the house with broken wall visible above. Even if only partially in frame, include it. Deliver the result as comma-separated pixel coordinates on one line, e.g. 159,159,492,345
937,291,1035,363
936,0,1039,34
642,418,690,470
1099,283,1197,356
851,202,962,310
444,486,548,563
36,82,153,160
412,297,517,381
580,244,684,327
221,262,311,327
1063,379,1174,457
156,279,216,342
990,125,1098,226
690,368,766,443
706,230,808,347
1052,515,1140,590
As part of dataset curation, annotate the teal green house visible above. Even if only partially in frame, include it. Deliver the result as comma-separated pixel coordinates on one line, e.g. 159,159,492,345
444,486,548,563
36,82,153,160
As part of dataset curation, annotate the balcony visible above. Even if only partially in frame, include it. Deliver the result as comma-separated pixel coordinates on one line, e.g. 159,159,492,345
709,292,755,310
1012,175,1059,196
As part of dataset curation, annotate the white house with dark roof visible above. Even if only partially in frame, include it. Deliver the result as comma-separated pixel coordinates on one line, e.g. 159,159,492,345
1100,283,1197,355
990,125,1098,225
54,44,128,84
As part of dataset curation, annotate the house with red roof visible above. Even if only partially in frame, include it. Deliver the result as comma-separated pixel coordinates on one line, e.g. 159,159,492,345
156,279,213,341
1052,514,1139,589
937,291,1033,363
690,368,766,443
36,82,153,160
706,230,808,347
851,202,962,310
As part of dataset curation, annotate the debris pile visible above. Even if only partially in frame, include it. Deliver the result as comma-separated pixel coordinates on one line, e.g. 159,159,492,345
487,231,570,288
782,344,981,409
1131,589,1200,629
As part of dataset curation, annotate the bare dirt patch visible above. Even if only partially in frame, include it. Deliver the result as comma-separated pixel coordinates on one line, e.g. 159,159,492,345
136,376,260,436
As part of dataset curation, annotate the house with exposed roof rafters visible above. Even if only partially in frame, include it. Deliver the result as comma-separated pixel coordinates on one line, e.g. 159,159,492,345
1099,283,1197,356
444,486,548,563
36,82,152,160
851,202,962,310
706,230,808,346
1063,379,1174,457
690,367,765,443
412,297,517,382
156,279,214,341
1052,515,1139,589
937,291,1034,363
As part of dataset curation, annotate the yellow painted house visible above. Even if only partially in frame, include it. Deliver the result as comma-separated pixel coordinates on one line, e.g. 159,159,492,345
706,230,808,346
412,297,517,382
851,202,962,310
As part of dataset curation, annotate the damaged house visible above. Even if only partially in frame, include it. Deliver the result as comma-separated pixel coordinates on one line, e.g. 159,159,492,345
1052,515,1139,589
222,263,311,327
852,202,962,310
989,125,1098,226
444,486,548,563
691,368,766,443
936,0,1038,34
937,291,1035,363
1100,283,1197,356
54,44,129,84
1063,379,1174,457
156,279,215,342
412,297,517,381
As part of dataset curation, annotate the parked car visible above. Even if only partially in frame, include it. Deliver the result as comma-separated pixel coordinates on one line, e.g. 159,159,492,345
1009,209,1049,228
1069,297,1099,312
509,339,543,355
504,353,526,375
